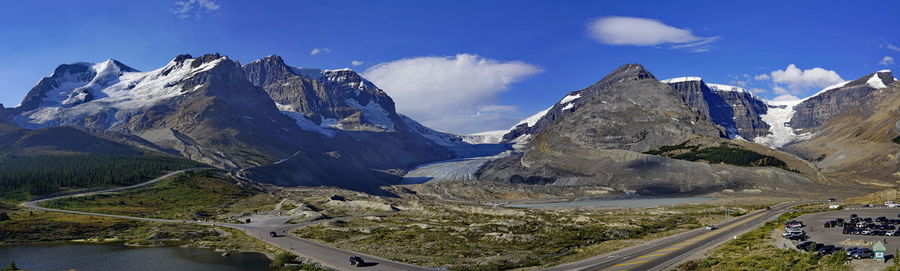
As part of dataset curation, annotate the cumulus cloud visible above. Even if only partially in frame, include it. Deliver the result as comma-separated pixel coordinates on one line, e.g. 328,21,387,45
171,0,220,19
760,64,844,95
749,88,768,94
587,16,719,52
309,48,331,56
351,60,364,66
754,74,770,81
363,54,542,133
880,56,895,66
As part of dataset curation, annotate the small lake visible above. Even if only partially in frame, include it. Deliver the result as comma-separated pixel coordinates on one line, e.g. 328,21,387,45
507,197,714,208
0,243,271,271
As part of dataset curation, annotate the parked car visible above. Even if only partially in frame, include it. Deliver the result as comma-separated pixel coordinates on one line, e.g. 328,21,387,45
796,241,814,250
850,249,874,259
787,233,806,240
806,243,825,252
888,230,899,236
349,255,365,266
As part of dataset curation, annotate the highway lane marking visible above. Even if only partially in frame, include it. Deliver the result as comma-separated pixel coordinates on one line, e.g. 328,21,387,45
611,210,773,269
611,260,651,267
602,209,780,271
636,253,669,258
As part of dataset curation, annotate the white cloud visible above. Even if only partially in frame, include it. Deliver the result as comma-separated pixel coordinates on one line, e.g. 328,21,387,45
730,80,748,87
310,48,331,56
880,56,895,66
764,64,844,94
587,16,719,52
771,94,801,102
171,0,220,19
887,44,900,53
363,53,542,133
351,60,364,66
749,88,768,94
754,74,770,81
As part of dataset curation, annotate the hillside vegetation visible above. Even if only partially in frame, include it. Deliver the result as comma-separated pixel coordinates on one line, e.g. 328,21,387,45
40,170,276,221
0,154,203,201
644,141,790,170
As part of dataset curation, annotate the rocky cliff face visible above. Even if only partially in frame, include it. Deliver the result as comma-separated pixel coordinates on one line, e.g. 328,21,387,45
661,78,769,140
707,84,769,140
789,70,895,133
243,55,399,132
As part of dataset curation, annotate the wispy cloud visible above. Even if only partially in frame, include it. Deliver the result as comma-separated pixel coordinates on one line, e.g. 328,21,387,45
171,0,220,19
351,60,364,66
310,48,331,56
363,54,541,133
587,16,720,52
880,56,895,66
887,44,900,53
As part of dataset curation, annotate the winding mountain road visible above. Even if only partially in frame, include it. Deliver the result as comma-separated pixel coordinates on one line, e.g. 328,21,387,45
21,169,801,271
21,169,433,271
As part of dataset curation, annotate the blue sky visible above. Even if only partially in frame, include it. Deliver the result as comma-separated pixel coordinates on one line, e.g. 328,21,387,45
1,0,898,133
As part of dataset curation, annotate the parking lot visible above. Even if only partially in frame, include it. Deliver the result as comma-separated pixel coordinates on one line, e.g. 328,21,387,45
794,208,900,253
780,208,900,269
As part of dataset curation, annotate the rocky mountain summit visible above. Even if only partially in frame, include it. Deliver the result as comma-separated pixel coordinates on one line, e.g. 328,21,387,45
4,53,500,192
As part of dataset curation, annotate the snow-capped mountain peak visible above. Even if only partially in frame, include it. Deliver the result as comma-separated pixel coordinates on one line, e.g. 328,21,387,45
12,54,232,130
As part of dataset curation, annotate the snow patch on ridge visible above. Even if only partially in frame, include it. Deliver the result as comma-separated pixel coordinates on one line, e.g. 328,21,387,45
660,77,702,84
867,73,888,89
559,93,581,104
517,107,552,128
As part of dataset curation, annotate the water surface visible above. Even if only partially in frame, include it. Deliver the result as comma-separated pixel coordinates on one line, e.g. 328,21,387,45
0,243,271,271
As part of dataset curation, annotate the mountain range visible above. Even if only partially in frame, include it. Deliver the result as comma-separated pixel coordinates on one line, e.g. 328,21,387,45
2,53,897,196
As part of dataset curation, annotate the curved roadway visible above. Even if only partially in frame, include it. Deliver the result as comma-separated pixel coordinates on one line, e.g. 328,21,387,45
21,169,800,271
21,169,433,271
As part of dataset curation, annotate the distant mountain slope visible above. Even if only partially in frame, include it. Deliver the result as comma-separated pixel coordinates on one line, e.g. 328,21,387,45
477,64,814,194
790,70,895,133
784,78,900,183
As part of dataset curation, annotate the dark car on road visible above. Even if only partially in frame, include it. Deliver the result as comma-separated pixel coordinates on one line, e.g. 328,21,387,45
350,256,365,266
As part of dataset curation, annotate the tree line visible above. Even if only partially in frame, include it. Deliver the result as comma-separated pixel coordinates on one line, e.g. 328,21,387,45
0,154,203,200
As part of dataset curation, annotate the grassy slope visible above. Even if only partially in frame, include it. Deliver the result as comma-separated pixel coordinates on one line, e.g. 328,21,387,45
294,200,774,270
676,212,849,271
39,170,276,221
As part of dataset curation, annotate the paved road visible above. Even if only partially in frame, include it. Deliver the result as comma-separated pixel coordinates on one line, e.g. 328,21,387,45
544,202,799,271
21,169,434,271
